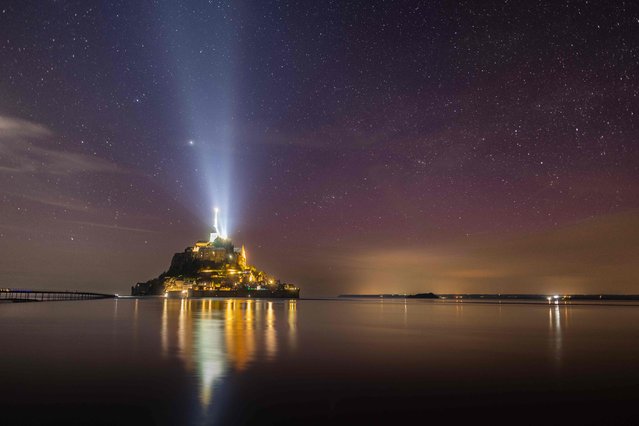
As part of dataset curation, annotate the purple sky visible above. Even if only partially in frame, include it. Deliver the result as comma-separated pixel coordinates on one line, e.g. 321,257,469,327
1,1,638,296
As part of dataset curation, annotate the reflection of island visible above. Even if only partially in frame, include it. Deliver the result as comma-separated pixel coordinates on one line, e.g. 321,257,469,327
161,299,297,408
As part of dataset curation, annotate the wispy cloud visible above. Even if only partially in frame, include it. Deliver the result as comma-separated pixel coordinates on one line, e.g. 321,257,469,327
0,114,129,215
0,115,51,138
15,193,94,212
0,115,120,175
62,220,157,234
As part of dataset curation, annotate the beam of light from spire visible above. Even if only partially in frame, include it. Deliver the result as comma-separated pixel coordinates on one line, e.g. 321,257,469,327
159,1,240,238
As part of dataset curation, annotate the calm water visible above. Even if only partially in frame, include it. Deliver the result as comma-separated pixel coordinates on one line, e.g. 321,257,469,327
2,298,639,425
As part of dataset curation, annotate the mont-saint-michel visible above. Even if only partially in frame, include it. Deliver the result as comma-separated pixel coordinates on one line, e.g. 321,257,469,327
132,210,299,299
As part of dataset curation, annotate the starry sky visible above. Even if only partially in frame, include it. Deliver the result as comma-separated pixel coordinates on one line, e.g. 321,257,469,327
1,0,638,296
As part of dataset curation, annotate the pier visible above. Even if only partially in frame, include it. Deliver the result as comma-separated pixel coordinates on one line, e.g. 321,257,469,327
0,289,117,303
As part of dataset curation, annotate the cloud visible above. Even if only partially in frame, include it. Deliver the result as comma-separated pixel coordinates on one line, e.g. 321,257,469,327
62,220,157,234
0,115,51,138
0,115,120,175
0,114,129,216
16,193,95,212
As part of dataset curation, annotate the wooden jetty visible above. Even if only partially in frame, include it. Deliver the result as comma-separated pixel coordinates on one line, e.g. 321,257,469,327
0,288,117,302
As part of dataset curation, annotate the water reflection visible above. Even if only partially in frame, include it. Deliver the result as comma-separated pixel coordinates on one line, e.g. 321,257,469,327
160,298,298,412
196,304,224,408
288,300,297,350
225,299,255,371
266,301,276,358
5,298,639,425
455,300,463,318
403,299,407,327
548,303,564,369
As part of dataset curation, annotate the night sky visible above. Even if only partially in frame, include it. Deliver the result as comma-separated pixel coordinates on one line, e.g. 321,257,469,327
1,1,638,296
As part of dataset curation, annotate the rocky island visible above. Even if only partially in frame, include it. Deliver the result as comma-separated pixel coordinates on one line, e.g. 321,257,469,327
132,213,299,299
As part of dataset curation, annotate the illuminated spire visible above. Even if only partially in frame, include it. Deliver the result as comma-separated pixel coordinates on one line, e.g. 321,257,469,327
238,244,247,268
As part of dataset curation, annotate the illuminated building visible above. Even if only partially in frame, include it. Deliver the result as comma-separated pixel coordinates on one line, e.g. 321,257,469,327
132,212,299,298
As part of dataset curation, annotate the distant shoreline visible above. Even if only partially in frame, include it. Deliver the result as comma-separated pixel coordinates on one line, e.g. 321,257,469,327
339,293,438,299
338,293,639,301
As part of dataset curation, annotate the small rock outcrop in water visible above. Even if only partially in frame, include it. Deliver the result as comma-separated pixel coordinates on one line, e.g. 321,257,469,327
131,227,299,298
407,293,438,299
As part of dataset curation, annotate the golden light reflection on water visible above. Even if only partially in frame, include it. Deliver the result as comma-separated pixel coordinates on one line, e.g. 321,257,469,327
162,298,168,356
266,301,276,358
160,298,298,410
225,299,255,371
288,300,297,350
548,303,566,370
455,300,463,318
403,299,407,327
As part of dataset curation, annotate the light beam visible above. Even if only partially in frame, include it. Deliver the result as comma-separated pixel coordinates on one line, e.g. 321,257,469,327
159,2,240,238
